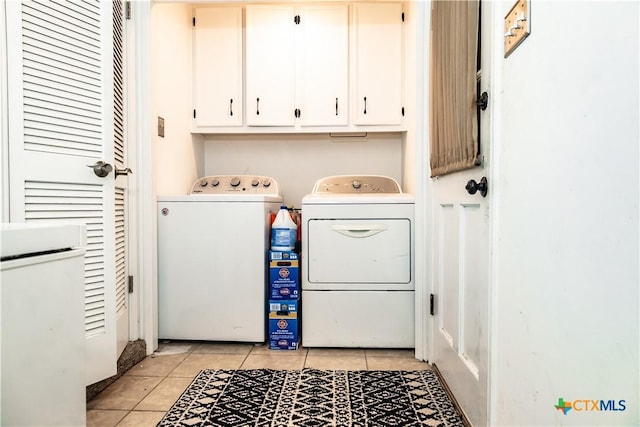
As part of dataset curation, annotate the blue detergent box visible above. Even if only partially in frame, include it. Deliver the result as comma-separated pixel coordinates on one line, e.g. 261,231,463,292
268,300,299,350
269,251,299,300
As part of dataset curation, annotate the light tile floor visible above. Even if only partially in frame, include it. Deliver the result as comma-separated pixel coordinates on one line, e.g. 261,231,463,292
86,341,431,427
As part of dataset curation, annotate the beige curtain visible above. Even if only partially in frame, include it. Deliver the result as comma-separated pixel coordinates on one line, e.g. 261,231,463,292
429,0,480,177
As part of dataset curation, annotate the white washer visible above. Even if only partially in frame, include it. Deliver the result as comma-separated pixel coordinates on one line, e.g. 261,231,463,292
157,175,282,342
301,175,415,348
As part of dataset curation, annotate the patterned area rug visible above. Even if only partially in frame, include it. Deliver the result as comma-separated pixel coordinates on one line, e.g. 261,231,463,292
158,368,464,427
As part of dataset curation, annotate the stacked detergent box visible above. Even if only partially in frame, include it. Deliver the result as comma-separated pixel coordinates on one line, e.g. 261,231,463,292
268,250,300,350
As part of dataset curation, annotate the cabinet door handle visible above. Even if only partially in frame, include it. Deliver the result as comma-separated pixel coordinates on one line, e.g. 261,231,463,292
336,98,339,116
256,98,260,115
229,99,233,116
363,96,367,115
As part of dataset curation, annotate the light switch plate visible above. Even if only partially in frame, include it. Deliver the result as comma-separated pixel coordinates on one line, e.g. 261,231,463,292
504,0,530,58
158,116,165,138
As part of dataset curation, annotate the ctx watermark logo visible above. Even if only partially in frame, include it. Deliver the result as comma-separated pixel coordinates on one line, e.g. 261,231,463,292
554,397,626,415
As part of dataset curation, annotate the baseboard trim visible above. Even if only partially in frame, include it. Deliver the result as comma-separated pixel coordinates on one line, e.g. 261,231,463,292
432,363,473,427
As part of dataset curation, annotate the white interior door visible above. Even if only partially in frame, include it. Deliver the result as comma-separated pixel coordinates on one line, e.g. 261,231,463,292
431,3,492,426
6,0,118,385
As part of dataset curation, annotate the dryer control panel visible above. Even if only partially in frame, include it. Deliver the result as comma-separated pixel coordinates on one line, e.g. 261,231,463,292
190,175,279,195
312,175,402,194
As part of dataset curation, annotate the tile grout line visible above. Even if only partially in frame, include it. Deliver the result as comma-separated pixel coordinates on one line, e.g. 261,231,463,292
239,345,254,369
125,344,197,422
127,359,173,416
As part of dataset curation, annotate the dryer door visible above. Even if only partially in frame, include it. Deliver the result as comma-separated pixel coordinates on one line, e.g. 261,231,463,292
306,218,412,289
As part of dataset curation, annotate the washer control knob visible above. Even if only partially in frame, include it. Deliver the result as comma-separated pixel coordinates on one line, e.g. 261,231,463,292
230,177,241,187
251,179,260,187
210,179,220,187
352,180,362,189
199,180,208,187
263,180,271,188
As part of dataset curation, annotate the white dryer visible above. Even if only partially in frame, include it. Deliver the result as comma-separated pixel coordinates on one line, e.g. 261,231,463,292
157,175,282,342
301,175,415,348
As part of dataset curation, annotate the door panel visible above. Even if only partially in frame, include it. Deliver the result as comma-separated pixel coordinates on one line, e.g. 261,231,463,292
6,0,118,385
461,204,486,378
438,204,459,352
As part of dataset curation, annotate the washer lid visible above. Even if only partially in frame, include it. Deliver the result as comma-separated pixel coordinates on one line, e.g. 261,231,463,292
312,175,402,194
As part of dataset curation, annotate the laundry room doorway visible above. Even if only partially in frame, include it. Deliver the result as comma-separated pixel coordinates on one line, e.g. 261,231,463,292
428,1,493,425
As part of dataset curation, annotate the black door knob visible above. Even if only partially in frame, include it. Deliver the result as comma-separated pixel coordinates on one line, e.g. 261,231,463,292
476,92,489,111
465,177,488,197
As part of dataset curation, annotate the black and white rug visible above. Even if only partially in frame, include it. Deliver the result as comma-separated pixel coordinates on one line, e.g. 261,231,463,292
157,368,464,427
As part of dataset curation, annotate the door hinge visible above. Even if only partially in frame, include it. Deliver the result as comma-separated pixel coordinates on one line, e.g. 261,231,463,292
192,17,196,26
294,15,301,24
125,1,131,19
128,275,134,293
430,294,435,316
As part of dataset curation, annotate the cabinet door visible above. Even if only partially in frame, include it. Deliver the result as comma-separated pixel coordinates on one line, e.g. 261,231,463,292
353,3,404,125
246,5,296,126
297,5,349,126
193,7,243,127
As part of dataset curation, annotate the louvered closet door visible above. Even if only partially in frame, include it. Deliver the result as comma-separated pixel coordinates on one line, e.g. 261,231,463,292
6,0,118,385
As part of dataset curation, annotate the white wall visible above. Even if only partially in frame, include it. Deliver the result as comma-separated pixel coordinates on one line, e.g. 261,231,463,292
402,1,418,196
203,133,404,206
0,1,8,222
151,3,204,196
491,2,639,425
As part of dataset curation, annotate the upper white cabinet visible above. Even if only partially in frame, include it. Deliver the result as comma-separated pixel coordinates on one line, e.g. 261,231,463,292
245,5,296,126
192,2,405,134
297,5,349,127
193,7,243,128
352,3,404,126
